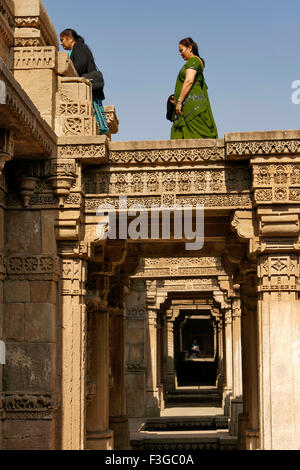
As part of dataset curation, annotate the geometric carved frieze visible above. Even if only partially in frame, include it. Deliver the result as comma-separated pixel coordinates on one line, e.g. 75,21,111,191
160,277,219,291
109,145,225,164
61,258,87,296
257,254,300,293
252,162,300,204
62,116,97,137
84,194,252,212
57,142,107,161
1,391,59,420
227,139,300,158
6,254,59,280
132,256,226,279
84,166,251,195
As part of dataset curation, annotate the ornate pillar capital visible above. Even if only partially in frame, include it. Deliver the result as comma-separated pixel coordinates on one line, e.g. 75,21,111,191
256,253,300,298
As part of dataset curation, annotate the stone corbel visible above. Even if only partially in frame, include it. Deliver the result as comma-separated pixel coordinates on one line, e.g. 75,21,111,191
213,290,231,311
231,210,258,241
217,274,234,298
17,175,39,207
46,159,76,206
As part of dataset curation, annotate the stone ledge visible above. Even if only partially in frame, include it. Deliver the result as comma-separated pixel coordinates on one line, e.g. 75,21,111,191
109,138,224,151
0,58,56,156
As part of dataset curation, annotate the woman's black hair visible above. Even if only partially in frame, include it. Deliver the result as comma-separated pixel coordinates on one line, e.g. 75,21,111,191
179,37,205,68
60,28,85,43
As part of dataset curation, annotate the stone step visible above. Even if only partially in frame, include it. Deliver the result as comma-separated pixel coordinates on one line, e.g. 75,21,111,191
166,392,221,404
142,415,229,432
131,431,237,451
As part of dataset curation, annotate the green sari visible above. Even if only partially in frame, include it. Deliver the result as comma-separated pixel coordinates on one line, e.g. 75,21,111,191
171,56,218,139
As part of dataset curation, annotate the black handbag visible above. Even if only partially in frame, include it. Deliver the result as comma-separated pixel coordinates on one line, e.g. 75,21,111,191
82,70,105,100
166,94,175,122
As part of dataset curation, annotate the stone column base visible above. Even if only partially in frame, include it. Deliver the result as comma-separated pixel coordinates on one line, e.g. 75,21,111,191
229,398,243,436
245,429,260,450
86,430,114,450
145,389,160,417
237,413,248,449
109,416,130,450
222,387,233,416
158,384,165,412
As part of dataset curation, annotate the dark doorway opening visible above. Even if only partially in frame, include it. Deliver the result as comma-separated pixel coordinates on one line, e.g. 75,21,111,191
174,313,217,386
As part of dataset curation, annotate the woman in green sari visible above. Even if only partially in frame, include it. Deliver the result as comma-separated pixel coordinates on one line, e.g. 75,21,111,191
171,37,218,140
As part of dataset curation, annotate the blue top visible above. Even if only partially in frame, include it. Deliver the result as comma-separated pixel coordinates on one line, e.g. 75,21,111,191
68,50,72,57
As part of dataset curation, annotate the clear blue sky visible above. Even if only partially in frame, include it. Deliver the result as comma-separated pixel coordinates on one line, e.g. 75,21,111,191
43,0,299,142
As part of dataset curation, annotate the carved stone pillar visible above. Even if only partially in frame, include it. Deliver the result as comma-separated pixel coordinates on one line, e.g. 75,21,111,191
109,307,129,450
216,318,224,395
256,252,300,450
86,304,113,450
145,309,160,417
156,313,165,411
229,293,243,436
223,309,233,416
124,280,146,418
59,249,88,450
166,314,176,393
237,262,259,450
232,206,300,448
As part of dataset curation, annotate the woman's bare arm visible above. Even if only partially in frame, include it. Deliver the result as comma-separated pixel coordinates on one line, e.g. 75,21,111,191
176,68,197,115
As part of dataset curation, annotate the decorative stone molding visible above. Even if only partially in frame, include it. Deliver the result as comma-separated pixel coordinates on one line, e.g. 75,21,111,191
61,258,87,297
84,166,251,196
132,256,226,279
85,194,253,213
109,142,225,164
252,162,300,205
226,139,300,158
55,76,99,138
257,254,300,294
58,142,107,161
6,254,59,280
11,46,56,70
1,391,59,420
14,1,59,49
